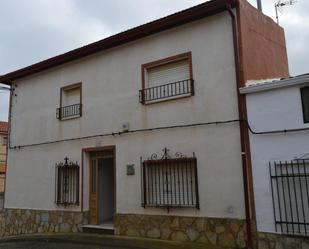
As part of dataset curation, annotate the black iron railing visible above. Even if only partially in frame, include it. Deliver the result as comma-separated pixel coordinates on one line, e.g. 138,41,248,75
270,159,309,235
141,148,199,211
56,103,82,120
139,79,194,104
55,157,80,206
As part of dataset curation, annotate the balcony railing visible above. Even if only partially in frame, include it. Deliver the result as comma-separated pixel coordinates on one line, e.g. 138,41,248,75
139,79,194,104
56,103,82,120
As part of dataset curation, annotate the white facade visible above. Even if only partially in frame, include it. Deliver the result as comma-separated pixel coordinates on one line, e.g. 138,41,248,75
242,76,309,233
5,12,245,220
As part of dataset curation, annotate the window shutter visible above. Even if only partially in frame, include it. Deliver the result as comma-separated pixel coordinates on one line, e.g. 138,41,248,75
63,88,81,106
146,59,190,87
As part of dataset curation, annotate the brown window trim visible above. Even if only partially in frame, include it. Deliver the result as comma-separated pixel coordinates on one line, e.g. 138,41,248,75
140,52,194,105
57,82,82,120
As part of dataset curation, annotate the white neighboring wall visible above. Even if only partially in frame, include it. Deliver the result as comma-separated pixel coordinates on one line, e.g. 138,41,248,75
243,79,309,233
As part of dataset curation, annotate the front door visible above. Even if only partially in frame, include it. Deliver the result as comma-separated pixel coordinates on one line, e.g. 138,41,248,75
89,148,115,225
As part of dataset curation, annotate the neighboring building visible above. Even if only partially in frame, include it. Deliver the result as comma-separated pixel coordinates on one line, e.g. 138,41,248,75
0,0,288,248
0,121,8,193
0,121,8,209
240,74,309,248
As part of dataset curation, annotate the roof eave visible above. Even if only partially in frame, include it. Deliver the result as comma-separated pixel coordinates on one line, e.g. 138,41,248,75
0,0,237,85
239,74,309,94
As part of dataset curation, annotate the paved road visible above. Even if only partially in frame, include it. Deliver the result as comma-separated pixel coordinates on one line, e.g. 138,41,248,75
0,241,131,249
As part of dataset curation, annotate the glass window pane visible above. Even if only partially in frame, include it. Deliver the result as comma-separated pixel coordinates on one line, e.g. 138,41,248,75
301,87,309,123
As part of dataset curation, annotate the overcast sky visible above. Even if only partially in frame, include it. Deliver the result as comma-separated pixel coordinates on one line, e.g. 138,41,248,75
0,0,308,121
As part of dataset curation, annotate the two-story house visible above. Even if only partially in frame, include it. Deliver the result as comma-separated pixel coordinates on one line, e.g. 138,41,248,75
240,74,309,249
0,0,289,248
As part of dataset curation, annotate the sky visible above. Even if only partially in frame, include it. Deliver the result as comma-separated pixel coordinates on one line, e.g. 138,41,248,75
0,0,308,121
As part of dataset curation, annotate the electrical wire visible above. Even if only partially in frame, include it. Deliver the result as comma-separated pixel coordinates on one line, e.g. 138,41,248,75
8,119,309,149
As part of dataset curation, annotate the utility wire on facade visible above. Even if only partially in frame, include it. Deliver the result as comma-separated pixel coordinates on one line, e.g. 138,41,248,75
8,119,309,149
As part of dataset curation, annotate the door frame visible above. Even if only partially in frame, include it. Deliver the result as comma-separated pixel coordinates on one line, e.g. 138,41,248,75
83,145,116,225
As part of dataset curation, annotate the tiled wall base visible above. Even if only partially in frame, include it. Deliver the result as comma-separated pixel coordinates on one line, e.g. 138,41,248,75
115,213,246,248
256,232,309,249
0,208,88,237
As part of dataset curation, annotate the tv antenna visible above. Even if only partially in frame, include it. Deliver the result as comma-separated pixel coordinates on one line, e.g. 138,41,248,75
275,0,297,24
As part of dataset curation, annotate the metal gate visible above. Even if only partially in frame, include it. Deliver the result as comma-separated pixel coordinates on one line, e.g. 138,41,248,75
270,159,309,235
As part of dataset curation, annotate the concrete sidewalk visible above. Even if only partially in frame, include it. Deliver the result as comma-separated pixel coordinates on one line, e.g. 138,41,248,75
0,233,236,249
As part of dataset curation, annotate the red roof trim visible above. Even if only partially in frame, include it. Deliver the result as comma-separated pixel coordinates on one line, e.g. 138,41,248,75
0,0,237,84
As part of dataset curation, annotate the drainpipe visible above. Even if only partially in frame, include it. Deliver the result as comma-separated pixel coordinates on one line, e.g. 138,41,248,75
227,5,253,249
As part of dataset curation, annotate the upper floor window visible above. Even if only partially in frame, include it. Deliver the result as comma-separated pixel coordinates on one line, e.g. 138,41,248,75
2,136,8,146
301,86,309,123
57,83,82,120
139,52,194,104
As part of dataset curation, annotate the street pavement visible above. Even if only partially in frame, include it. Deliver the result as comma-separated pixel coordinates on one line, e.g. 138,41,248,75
0,241,132,249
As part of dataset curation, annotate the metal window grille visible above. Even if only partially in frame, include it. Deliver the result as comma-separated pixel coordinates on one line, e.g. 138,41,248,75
141,148,199,211
139,79,194,104
55,157,80,206
270,159,309,235
56,103,82,120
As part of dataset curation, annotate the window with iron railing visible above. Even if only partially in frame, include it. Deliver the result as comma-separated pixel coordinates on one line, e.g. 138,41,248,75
55,157,80,206
140,53,194,104
57,83,82,120
269,159,309,236
141,148,199,211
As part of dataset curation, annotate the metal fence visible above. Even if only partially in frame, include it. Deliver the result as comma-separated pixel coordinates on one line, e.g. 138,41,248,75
141,148,199,211
56,103,82,120
55,157,80,206
139,79,194,104
270,159,309,235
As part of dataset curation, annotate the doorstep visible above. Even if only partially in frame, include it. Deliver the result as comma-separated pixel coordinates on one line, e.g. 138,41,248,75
82,223,114,235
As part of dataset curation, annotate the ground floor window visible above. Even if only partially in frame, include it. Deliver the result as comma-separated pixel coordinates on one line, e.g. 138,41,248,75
55,157,80,206
141,148,199,211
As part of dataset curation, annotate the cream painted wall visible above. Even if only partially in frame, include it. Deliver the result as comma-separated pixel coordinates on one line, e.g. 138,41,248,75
6,12,245,219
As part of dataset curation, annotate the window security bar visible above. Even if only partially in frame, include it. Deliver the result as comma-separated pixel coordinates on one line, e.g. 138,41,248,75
139,79,194,104
55,157,80,206
270,159,309,236
56,103,82,120
141,148,199,212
